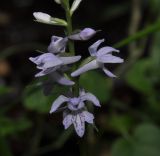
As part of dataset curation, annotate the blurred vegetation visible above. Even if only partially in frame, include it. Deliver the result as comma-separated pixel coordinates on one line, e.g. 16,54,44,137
0,0,160,156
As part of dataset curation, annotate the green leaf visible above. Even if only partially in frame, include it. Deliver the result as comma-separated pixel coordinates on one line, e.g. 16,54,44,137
112,123,160,156
125,59,153,94
109,114,134,134
24,89,52,113
79,71,111,103
112,138,133,156
23,83,68,113
0,117,32,137
134,123,160,147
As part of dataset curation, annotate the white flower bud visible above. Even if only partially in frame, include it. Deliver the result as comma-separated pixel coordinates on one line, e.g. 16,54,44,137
54,0,61,4
33,12,51,23
70,0,82,15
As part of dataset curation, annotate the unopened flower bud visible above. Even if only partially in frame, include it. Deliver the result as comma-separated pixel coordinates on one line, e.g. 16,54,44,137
33,12,51,23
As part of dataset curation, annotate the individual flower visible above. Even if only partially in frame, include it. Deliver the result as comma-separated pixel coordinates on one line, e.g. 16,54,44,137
33,12,67,26
29,52,81,77
71,39,124,77
68,28,97,41
48,36,68,54
48,28,97,54
50,89,100,137
33,12,51,23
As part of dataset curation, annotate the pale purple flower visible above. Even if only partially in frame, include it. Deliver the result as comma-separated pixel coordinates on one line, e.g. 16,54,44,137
68,28,97,41
50,90,100,137
49,71,75,86
29,52,81,77
71,39,124,77
48,36,68,54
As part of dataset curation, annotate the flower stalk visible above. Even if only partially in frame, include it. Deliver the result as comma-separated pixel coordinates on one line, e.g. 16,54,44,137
63,0,75,55
62,0,80,96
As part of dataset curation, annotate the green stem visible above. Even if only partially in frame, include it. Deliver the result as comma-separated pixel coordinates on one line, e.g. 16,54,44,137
63,0,79,96
64,0,75,55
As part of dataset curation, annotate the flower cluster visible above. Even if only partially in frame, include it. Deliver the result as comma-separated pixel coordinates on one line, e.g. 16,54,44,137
30,0,123,137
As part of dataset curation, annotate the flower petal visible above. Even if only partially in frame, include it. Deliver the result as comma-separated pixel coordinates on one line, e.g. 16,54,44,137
70,0,82,15
88,39,105,56
51,72,75,86
50,95,69,113
78,101,85,109
29,56,39,63
60,56,81,65
97,46,119,56
69,28,96,41
43,56,62,68
81,92,101,107
80,28,96,40
35,70,46,77
73,114,85,137
102,67,116,78
83,111,94,124
79,88,86,96
63,113,73,129
48,36,68,54
29,53,62,68
97,54,124,63
71,60,99,77
35,66,59,77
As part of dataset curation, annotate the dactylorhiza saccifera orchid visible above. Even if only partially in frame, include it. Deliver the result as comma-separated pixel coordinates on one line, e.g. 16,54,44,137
29,0,123,137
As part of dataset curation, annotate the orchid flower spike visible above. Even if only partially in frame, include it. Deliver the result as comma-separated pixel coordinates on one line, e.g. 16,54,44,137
50,89,100,137
48,36,68,54
68,28,97,41
29,52,81,77
71,39,124,78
